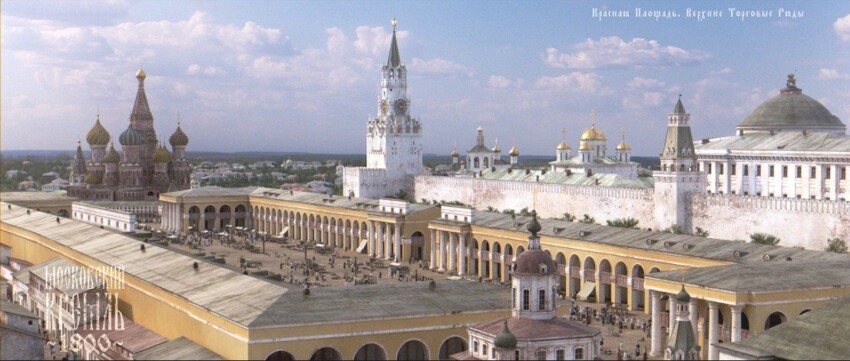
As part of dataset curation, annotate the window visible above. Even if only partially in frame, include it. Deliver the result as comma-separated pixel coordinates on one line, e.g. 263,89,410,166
706,163,712,174
538,289,546,310
482,344,488,357
756,165,762,176
512,287,516,308
811,166,817,178
523,289,530,310
556,349,566,360
730,164,736,176
575,347,584,360
841,167,848,180
719,164,724,175
781,166,788,178
473,340,479,355
536,350,547,360
515,350,520,361
826,167,832,179
797,166,802,178
769,166,775,177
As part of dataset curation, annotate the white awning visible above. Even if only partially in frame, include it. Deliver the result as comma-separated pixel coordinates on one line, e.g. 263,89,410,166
355,238,368,253
578,281,596,301
279,226,289,237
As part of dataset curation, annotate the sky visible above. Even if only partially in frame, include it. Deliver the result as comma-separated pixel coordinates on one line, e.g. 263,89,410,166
3,0,850,157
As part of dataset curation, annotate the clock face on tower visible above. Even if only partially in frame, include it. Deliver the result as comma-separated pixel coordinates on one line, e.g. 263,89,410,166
394,99,408,115
380,100,388,115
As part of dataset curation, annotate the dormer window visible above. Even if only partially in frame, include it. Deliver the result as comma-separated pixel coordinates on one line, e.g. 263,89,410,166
540,264,547,273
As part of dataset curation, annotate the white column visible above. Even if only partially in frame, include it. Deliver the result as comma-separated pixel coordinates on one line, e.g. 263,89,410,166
458,232,467,277
748,162,756,195
393,223,401,262
730,304,744,343
708,302,720,360
650,291,663,356
448,233,457,274
385,222,392,260
668,295,676,335
439,231,447,271
830,165,839,200
689,299,699,338
368,220,376,257
375,222,384,257
429,229,436,270
723,161,731,194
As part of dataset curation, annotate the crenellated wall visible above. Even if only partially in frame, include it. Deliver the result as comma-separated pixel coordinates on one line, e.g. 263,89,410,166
692,194,850,249
414,176,657,228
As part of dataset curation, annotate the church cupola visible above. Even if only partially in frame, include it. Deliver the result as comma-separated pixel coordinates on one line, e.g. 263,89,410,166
70,140,87,186
86,113,110,147
665,285,700,360
510,211,559,320
509,144,519,165
451,147,460,164
555,129,572,162
616,129,631,162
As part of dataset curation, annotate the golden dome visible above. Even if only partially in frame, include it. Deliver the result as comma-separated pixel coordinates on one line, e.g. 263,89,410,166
579,140,592,151
152,144,172,163
103,143,120,163
451,149,460,157
616,140,631,151
508,145,519,157
556,140,571,150
579,124,607,141
84,172,100,185
492,144,501,153
136,67,147,79
86,115,110,146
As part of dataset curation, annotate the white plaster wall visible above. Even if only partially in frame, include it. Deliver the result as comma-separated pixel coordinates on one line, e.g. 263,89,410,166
692,194,850,250
415,176,657,229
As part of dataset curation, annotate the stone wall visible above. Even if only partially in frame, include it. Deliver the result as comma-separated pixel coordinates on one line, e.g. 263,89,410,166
692,194,850,250
414,176,657,227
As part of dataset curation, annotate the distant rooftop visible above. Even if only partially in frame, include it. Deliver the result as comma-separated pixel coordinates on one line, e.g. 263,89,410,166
1,191,76,202
696,131,850,153
134,336,224,360
647,259,850,293
466,211,848,265
456,168,653,189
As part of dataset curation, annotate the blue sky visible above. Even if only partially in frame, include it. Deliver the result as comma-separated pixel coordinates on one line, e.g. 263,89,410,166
3,1,850,156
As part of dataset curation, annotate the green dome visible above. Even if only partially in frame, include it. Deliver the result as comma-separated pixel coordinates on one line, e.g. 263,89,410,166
494,320,517,349
119,125,143,146
676,285,691,303
152,145,172,163
103,144,120,163
86,116,110,146
737,75,845,132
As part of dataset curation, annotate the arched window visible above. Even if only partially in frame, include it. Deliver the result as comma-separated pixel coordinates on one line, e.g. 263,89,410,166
474,157,480,168
538,289,546,310
556,349,566,360
522,289,530,310
512,287,516,308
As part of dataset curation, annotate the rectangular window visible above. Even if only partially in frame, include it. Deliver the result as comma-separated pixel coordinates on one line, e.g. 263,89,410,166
730,164,736,176
556,349,565,360
769,166,775,177
719,164,725,175
826,167,832,180
797,166,802,178
743,164,749,176
523,289,530,310
538,289,546,311
575,348,584,360
483,344,488,357
782,166,788,178
811,166,817,178
512,288,516,308
756,165,762,176
537,350,547,361
841,167,847,180
707,163,713,174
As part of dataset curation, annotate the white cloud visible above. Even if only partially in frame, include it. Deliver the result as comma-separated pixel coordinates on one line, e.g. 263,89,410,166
488,75,512,88
628,77,665,89
544,36,708,69
819,68,850,80
535,72,603,93
410,57,465,75
710,67,733,75
835,14,850,42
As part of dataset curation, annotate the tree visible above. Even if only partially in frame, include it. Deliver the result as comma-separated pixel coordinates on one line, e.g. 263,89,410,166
579,214,596,224
502,209,516,216
694,227,710,238
519,207,533,216
559,212,576,222
486,206,498,212
661,224,683,234
826,238,848,254
750,232,780,246
606,217,639,229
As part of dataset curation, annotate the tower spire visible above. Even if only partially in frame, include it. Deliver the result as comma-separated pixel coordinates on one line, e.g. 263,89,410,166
387,18,401,68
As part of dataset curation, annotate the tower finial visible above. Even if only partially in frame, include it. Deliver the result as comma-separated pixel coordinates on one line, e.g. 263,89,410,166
96,105,100,120
178,111,181,126
591,108,597,122
391,17,398,30
621,128,627,141
561,128,567,141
